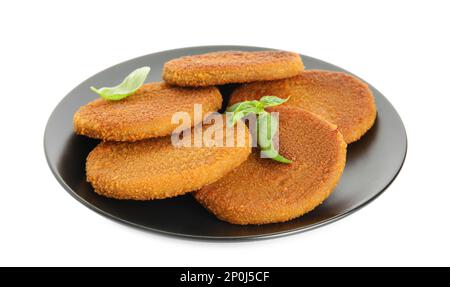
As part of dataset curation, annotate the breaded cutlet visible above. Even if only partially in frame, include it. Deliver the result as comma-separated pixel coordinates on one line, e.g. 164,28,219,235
86,119,252,200
230,70,377,143
194,107,347,225
74,82,222,141
163,50,304,87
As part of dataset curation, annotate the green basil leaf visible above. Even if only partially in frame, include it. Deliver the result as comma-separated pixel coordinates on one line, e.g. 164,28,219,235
231,111,246,125
227,100,262,113
260,146,292,163
90,66,150,101
227,101,247,113
258,113,292,163
260,95,290,108
260,147,278,158
272,154,293,164
227,95,293,164
228,106,264,125
258,112,277,149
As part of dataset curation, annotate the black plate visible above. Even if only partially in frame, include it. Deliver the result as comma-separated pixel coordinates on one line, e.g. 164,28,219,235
44,46,407,240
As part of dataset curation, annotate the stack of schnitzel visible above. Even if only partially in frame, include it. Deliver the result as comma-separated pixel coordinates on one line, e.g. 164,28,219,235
73,50,376,225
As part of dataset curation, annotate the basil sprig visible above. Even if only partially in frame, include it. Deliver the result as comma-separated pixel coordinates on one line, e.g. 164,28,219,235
90,66,150,100
227,96,292,164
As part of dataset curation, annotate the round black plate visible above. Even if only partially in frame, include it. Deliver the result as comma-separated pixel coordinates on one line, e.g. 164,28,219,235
44,46,407,240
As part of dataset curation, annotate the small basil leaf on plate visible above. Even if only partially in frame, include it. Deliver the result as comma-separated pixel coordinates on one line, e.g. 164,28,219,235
257,111,276,150
227,100,262,113
258,112,292,163
260,95,290,108
90,66,150,101
261,143,292,163
227,101,246,113
227,101,265,125
266,152,293,164
227,96,293,164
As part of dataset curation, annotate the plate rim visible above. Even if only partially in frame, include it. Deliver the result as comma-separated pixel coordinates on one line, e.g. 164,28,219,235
44,45,408,240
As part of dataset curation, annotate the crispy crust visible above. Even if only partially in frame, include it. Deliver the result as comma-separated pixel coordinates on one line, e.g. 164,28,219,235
86,123,252,200
73,82,222,141
163,51,304,87
194,107,347,225
230,70,377,143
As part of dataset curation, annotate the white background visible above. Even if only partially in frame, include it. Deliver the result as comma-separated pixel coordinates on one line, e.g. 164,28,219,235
1,0,449,267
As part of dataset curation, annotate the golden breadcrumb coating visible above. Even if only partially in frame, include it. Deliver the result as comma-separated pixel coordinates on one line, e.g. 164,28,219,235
230,70,377,143
86,121,251,200
163,50,304,87
194,107,347,225
74,82,222,141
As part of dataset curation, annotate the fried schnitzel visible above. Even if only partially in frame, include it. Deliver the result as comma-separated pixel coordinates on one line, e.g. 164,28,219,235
194,107,347,225
74,82,222,141
163,50,303,87
230,70,377,143
86,119,251,200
